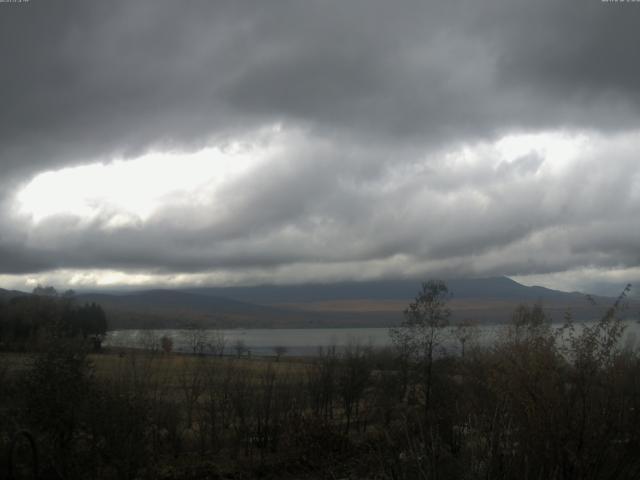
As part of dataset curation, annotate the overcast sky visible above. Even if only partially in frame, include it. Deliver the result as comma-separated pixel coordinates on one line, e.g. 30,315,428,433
1,0,639,295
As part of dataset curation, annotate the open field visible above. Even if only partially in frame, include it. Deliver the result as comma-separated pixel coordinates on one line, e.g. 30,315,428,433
2,349,312,386
91,350,311,383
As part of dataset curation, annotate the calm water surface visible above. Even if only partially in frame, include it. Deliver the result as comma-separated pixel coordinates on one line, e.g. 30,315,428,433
105,321,640,357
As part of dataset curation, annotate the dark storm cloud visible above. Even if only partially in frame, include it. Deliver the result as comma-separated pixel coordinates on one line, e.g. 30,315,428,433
2,0,640,181
1,0,640,290
0,241,52,274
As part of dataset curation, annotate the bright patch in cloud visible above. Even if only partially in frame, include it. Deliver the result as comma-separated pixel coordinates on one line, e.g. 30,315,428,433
15,127,288,226
495,131,588,165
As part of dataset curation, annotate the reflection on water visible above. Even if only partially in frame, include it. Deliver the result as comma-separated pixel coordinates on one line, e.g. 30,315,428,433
105,321,640,357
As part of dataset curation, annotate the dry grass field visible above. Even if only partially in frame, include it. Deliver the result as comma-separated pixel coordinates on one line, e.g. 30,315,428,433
91,350,311,384
1,349,311,384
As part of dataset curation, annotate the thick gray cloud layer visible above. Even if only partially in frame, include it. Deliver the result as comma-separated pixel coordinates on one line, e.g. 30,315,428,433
1,0,640,292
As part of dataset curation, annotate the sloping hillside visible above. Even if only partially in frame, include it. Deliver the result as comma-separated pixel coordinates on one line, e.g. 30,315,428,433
186,276,591,303
2,278,634,329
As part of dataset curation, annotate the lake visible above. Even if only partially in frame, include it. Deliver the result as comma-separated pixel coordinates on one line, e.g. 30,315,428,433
105,320,640,357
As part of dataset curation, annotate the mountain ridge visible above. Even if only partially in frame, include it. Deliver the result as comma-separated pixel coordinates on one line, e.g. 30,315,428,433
185,276,594,304
1,277,629,329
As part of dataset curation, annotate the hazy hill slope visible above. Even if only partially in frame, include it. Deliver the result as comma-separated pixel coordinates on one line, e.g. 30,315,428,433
0,288,29,301
183,277,629,326
2,278,633,329
76,290,307,329
186,276,590,304
78,289,277,314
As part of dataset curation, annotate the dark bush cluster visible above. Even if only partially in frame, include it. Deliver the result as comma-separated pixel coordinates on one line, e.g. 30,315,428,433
1,282,639,479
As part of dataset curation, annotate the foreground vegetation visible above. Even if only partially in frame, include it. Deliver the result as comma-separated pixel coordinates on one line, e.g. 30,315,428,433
1,282,639,479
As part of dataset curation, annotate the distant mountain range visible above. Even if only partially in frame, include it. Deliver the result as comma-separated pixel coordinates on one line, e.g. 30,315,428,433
0,288,28,302
185,276,588,303
1,277,635,329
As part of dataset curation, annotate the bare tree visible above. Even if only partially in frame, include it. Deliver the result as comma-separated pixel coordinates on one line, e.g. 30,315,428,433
390,280,451,413
177,357,206,428
183,323,206,355
233,339,246,358
308,345,338,422
273,345,288,362
453,318,479,358
339,342,372,433
207,329,227,357
138,330,160,353
160,334,173,354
